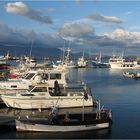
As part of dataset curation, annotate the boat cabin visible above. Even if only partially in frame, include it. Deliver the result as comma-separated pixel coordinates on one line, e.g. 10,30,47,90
0,69,68,90
24,84,85,97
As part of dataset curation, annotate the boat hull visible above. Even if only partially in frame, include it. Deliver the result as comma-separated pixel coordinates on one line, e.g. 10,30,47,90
1,96,93,109
92,62,109,68
16,120,109,132
110,64,140,69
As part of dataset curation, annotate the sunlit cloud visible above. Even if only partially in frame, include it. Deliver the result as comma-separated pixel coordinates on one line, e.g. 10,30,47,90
5,2,53,24
59,22,95,39
87,13,122,24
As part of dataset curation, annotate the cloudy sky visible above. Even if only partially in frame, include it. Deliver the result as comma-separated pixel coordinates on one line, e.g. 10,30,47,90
1,1,140,56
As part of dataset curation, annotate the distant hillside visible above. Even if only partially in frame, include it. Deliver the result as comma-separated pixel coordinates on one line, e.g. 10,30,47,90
0,44,137,61
0,44,61,59
0,44,90,60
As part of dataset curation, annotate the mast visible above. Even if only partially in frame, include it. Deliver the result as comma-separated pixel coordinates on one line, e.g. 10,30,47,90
99,52,101,63
82,95,85,121
29,39,34,58
98,100,101,119
82,49,85,58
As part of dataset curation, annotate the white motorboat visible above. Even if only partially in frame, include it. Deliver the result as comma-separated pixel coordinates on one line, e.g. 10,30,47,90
0,68,69,94
15,101,112,132
1,83,93,109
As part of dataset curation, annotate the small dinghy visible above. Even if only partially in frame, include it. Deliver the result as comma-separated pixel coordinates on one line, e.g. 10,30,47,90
123,71,135,78
133,72,140,79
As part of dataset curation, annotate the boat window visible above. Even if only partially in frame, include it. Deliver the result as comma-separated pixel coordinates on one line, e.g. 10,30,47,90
43,74,48,80
50,73,61,80
32,87,47,92
110,60,117,62
24,73,35,80
29,85,32,88
22,73,28,78
21,94,35,96
11,85,17,88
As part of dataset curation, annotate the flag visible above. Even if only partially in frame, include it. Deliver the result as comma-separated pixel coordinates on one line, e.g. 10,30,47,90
93,100,99,107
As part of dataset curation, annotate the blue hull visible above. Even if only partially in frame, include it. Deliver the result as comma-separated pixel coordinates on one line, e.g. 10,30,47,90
92,61,110,68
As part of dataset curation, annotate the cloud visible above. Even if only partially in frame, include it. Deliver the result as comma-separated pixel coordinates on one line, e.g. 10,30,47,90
59,22,95,39
87,13,122,24
103,28,140,45
1,22,140,56
5,2,53,24
0,23,61,48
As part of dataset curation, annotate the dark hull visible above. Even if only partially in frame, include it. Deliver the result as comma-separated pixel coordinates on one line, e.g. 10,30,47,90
16,112,112,132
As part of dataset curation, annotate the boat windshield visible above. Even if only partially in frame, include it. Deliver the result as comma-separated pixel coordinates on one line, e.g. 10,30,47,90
31,87,48,92
24,73,35,80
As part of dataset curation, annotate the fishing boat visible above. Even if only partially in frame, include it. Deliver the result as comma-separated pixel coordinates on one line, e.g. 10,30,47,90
92,53,109,68
109,54,140,69
13,56,52,73
53,48,77,69
0,55,6,61
77,56,87,68
15,101,112,132
1,82,93,109
92,61,109,68
0,54,10,71
77,50,87,68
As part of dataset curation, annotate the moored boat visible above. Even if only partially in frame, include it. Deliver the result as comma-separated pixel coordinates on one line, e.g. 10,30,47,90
133,72,140,79
92,53,109,68
123,70,140,79
109,55,140,69
1,83,93,109
92,61,109,68
15,101,112,132
77,56,87,68
123,71,135,78
53,48,77,69
0,68,71,94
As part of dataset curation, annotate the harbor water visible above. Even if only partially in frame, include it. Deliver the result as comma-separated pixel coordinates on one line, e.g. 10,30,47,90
0,68,140,139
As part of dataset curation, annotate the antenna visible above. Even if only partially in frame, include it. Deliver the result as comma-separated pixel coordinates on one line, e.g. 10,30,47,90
83,48,85,58
99,52,101,63
29,39,34,58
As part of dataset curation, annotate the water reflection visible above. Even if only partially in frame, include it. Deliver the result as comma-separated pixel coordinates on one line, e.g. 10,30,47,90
16,129,112,139
0,107,94,118
0,68,140,138
108,69,124,75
